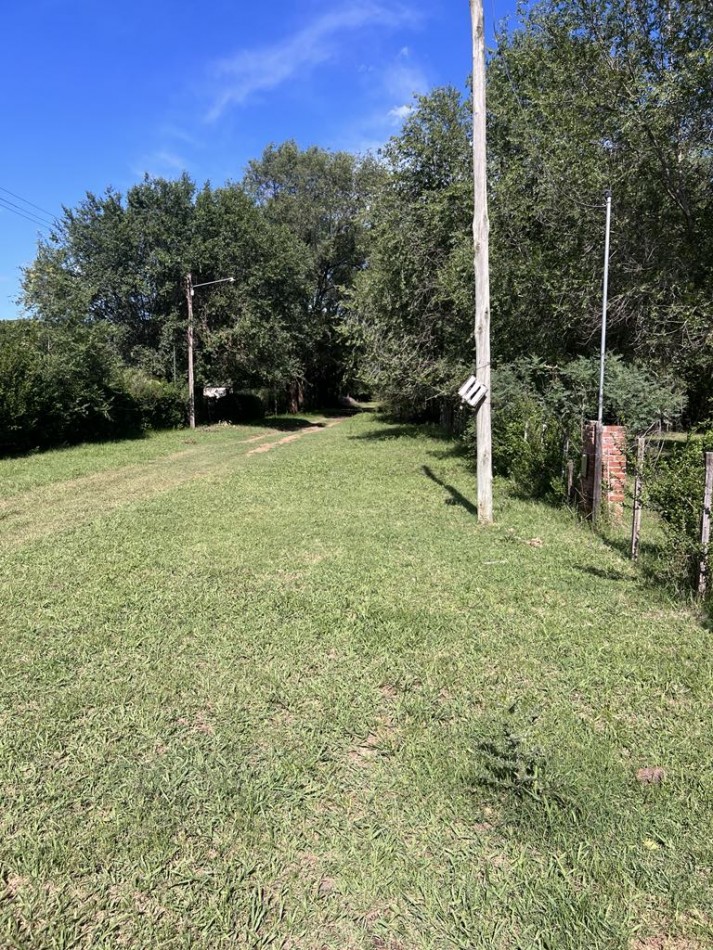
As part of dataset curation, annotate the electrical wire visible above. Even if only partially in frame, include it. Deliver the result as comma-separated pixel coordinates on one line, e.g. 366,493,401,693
0,194,54,227
0,185,58,222
0,196,51,231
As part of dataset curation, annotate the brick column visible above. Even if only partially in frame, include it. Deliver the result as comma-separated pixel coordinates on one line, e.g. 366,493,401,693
581,422,627,518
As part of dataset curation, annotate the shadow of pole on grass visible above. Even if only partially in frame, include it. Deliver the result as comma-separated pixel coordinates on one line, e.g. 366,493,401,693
421,465,478,517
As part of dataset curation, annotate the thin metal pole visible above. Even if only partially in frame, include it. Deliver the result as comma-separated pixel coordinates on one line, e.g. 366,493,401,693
597,191,612,425
185,273,195,430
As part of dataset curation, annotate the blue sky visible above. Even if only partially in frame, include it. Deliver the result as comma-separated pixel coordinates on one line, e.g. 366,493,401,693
0,0,516,319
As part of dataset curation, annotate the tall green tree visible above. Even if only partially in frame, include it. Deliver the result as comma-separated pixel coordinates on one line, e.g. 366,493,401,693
243,141,382,404
347,88,475,417
190,183,309,391
350,0,713,422
487,0,713,415
23,175,196,376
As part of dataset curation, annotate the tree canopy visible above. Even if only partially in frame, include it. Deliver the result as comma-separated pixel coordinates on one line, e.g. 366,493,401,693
9,0,712,454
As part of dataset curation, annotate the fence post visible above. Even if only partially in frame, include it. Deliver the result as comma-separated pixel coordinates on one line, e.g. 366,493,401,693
592,422,603,522
566,460,574,505
630,436,645,560
698,452,713,597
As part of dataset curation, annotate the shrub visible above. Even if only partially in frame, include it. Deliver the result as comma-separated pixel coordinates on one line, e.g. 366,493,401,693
645,432,713,596
122,370,185,431
0,320,185,455
469,355,686,501
0,320,131,452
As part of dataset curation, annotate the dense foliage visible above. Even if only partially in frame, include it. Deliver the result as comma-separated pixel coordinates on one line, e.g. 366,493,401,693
349,0,712,424
19,146,375,436
488,0,713,409
0,320,183,452
482,354,685,496
8,0,711,455
645,432,713,594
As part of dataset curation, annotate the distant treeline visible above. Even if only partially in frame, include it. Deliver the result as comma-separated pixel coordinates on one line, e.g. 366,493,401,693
4,0,710,454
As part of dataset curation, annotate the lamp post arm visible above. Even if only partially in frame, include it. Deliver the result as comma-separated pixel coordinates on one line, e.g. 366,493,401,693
191,276,236,292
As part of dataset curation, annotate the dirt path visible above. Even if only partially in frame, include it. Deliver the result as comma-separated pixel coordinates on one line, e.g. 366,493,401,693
0,419,347,549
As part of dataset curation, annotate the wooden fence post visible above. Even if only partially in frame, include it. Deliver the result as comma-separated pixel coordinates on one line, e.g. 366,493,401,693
698,452,713,597
566,460,574,505
630,436,645,560
592,422,603,522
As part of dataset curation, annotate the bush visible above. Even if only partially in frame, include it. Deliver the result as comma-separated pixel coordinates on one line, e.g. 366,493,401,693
0,320,184,455
122,370,185,430
645,432,713,596
471,356,686,501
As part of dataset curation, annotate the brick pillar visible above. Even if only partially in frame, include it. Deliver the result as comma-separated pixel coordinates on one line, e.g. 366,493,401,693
580,422,627,518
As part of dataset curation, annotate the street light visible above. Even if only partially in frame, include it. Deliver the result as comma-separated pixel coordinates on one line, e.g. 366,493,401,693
592,189,612,521
597,189,612,426
184,273,235,429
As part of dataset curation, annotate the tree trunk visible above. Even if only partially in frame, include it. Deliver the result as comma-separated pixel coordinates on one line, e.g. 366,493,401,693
287,380,304,414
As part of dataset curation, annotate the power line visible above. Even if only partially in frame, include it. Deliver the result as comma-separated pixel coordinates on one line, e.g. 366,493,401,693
0,198,50,230
0,193,54,227
0,197,51,231
0,185,58,222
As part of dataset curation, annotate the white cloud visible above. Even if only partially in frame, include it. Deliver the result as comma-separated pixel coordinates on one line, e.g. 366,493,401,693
332,45,430,153
158,124,201,148
206,1,417,121
131,150,190,179
387,103,414,123
382,59,428,101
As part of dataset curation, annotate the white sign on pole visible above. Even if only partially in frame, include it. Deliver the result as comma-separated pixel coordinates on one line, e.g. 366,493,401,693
458,375,487,409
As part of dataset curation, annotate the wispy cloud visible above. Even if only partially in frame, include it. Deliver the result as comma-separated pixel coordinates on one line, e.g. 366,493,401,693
206,1,418,121
387,103,414,123
157,124,202,149
332,45,429,154
131,150,190,179
382,50,428,102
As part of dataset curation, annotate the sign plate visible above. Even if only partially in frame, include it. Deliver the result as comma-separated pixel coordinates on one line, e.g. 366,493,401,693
458,375,487,408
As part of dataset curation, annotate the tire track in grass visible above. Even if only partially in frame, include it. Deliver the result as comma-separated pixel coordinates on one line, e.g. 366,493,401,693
0,419,347,549
246,418,346,456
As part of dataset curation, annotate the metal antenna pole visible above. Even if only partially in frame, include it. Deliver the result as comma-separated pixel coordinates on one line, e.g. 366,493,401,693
592,190,612,523
185,273,195,430
597,191,612,424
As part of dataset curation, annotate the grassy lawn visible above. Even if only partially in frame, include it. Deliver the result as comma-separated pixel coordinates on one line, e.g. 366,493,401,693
1,415,711,949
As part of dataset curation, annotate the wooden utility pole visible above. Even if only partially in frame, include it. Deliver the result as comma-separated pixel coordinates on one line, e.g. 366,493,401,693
185,273,196,430
470,0,493,524
630,436,645,560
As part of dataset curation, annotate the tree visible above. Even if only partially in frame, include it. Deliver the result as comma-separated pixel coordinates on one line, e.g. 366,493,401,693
244,142,381,406
346,88,475,418
190,182,309,392
21,176,312,402
487,0,713,417
23,175,196,376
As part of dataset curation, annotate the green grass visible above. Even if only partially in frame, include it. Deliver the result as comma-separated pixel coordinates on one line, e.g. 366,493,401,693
1,415,711,949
